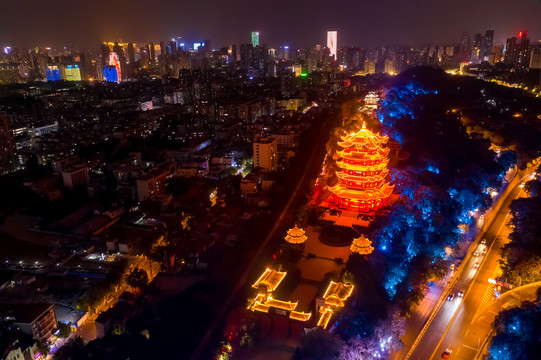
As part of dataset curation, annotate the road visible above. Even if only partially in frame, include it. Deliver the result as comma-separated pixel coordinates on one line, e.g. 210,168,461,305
189,109,340,360
399,160,538,360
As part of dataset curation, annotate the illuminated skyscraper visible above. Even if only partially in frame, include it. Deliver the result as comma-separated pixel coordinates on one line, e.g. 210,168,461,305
327,31,337,60
251,31,260,47
106,53,121,82
63,65,81,81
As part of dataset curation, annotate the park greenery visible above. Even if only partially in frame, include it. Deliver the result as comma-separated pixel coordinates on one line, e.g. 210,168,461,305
302,66,541,357
487,299,541,360
125,267,149,292
500,166,541,287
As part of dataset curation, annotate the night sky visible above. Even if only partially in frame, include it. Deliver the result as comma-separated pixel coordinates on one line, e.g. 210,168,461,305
1,0,540,49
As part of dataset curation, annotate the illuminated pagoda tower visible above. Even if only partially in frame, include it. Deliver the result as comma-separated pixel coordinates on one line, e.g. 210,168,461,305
329,122,394,213
350,235,374,255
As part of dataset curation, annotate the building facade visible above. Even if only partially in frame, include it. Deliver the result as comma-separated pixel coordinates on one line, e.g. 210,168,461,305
253,137,277,171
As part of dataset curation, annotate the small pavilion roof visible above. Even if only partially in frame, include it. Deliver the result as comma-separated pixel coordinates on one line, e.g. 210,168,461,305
317,307,334,329
350,235,374,255
285,225,308,244
252,268,287,292
323,281,355,307
266,298,298,311
290,311,312,321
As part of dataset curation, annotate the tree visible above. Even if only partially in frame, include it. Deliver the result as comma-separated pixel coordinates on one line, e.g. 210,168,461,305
139,198,161,215
57,322,72,338
125,268,149,291
294,327,344,360
36,340,49,357
53,336,85,360
488,301,541,360
506,256,541,287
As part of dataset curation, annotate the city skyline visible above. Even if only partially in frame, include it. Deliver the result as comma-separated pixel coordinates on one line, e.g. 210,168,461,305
1,0,541,49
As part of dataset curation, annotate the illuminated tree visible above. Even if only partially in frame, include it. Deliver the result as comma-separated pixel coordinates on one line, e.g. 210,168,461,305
126,268,149,291
294,327,344,360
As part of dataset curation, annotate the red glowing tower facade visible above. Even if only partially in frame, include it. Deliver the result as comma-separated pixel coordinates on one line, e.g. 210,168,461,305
329,122,394,213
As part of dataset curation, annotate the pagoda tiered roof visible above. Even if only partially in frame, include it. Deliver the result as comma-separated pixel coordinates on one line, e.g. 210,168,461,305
337,123,388,150
337,147,390,161
336,169,389,184
335,159,389,172
350,235,375,255
329,183,394,201
284,225,308,244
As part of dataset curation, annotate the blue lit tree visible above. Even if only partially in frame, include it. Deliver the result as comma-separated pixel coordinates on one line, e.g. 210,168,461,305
488,301,541,360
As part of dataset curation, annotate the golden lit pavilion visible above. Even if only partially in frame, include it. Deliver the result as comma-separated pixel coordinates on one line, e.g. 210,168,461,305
252,268,287,292
329,122,394,213
350,235,374,255
317,280,355,329
284,225,308,244
248,267,312,322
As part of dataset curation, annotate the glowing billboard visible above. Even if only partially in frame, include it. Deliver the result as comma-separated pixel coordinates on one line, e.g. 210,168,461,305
327,31,337,60
108,52,121,82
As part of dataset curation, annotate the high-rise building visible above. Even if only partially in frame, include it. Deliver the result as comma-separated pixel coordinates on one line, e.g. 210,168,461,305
108,52,122,81
327,31,337,60
127,43,136,71
0,111,15,174
112,42,127,76
63,65,81,81
364,59,376,74
149,43,156,67
459,32,471,62
251,31,260,47
240,44,254,69
530,48,541,69
483,29,495,58
505,31,531,69
253,137,277,171
46,66,62,81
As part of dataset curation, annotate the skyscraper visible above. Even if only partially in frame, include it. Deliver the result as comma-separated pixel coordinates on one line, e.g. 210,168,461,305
127,43,136,71
0,111,15,174
483,29,495,58
505,31,531,69
459,32,471,62
251,31,260,47
327,31,338,60
149,43,156,67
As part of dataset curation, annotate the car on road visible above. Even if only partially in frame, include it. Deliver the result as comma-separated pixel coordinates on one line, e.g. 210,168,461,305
450,264,455,271
442,348,452,358
481,239,486,245
447,293,454,301
474,263,480,268
474,250,479,256
482,248,487,255
457,291,464,297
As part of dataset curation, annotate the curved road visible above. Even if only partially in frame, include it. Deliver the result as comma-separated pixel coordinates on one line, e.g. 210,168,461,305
400,160,539,360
